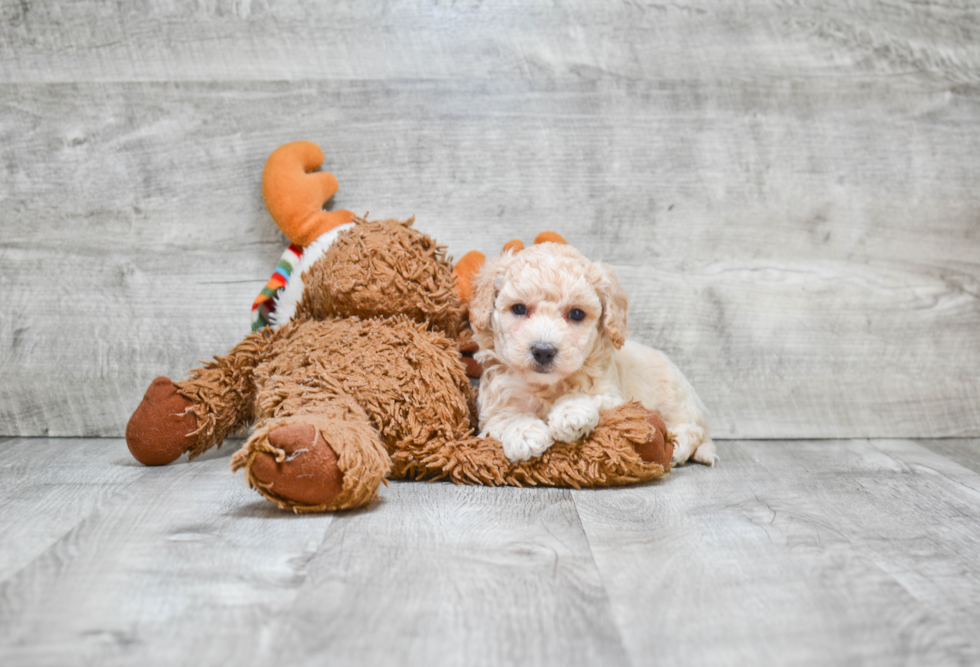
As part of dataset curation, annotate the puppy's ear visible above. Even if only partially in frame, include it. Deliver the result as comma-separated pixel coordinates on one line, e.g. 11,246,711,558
594,264,629,349
469,252,514,350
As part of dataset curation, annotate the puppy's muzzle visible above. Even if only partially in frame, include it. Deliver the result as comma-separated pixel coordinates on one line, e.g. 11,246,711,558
530,343,558,370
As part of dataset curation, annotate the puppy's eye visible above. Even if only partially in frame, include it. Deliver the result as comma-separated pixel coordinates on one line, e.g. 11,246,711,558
569,308,586,322
511,304,528,316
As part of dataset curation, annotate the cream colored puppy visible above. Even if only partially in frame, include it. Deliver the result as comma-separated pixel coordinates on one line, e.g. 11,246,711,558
470,242,717,466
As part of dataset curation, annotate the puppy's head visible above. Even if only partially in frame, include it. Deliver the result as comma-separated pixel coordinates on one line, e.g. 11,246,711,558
470,243,628,384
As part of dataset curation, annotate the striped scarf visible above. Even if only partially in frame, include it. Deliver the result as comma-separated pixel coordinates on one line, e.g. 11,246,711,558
251,243,303,331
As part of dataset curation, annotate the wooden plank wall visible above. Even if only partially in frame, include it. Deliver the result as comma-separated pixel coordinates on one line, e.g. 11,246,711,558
1,0,978,439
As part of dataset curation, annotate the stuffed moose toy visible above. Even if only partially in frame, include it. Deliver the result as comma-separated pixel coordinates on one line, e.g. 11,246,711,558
125,141,673,512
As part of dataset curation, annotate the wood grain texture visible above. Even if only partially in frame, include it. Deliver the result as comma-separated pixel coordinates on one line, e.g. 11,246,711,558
2,1,979,84
917,438,980,475
1,1,979,438
0,438,148,583
0,438,627,667
4,437,980,665
573,439,980,666
0,440,332,667
255,483,629,667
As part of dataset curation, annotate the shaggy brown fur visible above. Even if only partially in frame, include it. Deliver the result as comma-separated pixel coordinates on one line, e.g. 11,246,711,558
400,402,670,489
126,218,670,512
295,218,463,339
176,332,269,460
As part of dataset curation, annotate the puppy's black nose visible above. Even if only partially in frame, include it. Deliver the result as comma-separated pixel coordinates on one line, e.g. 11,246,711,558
531,343,558,366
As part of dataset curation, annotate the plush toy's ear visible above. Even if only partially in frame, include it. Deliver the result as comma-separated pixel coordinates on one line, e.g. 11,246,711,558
262,141,355,247
592,264,629,349
469,252,516,350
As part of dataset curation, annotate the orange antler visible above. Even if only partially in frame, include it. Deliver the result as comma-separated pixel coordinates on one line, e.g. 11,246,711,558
500,231,567,255
261,141,355,247
450,231,568,306
533,231,566,245
452,250,486,305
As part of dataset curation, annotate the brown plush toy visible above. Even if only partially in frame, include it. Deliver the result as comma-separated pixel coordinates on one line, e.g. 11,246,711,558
125,141,673,512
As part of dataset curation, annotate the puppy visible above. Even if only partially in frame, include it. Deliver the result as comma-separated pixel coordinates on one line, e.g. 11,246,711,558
470,242,717,466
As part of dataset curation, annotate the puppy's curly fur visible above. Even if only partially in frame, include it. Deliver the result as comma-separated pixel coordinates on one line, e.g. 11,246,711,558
470,242,717,466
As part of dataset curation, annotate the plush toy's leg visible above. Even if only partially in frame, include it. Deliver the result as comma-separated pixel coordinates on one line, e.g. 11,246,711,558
404,402,671,488
174,332,270,459
231,398,391,512
126,332,269,465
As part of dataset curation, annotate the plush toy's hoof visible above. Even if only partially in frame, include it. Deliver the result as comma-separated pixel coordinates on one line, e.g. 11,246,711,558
635,410,673,468
249,424,344,506
126,377,197,466
459,339,483,379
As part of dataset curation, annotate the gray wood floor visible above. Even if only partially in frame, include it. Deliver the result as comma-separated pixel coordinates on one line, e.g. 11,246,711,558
2,437,980,666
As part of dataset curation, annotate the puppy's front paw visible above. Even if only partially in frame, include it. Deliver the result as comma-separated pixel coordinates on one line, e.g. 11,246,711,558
548,396,600,443
501,419,554,462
